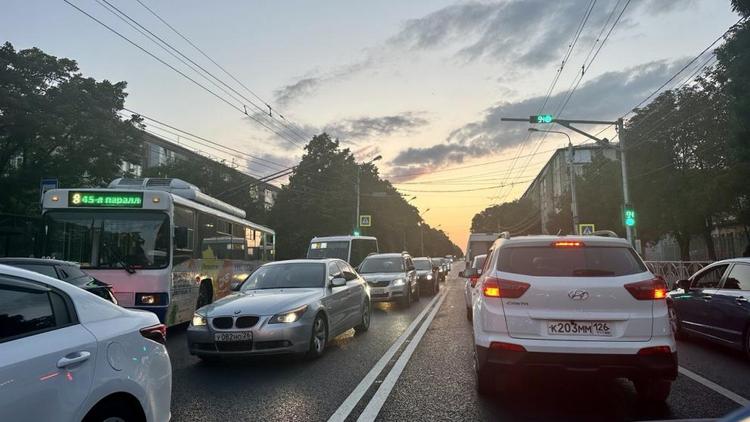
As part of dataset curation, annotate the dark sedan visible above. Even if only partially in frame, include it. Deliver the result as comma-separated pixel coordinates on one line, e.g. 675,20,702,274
667,258,750,358
0,257,118,304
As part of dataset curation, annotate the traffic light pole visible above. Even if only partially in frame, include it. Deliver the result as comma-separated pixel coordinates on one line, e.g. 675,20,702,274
501,116,634,246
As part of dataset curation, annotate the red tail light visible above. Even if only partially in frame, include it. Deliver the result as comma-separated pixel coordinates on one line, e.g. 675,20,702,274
469,276,479,287
483,277,530,298
490,341,526,352
638,346,672,356
552,241,584,247
140,323,167,345
624,277,668,301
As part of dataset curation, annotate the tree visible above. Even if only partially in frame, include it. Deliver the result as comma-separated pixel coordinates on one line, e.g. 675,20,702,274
576,152,625,236
470,198,540,235
269,134,461,259
0,42,145,214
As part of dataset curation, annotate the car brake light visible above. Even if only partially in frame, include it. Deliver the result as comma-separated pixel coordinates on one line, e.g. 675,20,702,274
637,346,672,356
482,277,530,298
624,277,668,301
469,275,479,287
552,241,584,247
140,324,167,345
490,341,526,352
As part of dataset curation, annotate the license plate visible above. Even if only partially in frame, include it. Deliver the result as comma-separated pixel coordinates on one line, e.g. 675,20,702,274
547,321,612,336
215,331,253,342
371,287,385,295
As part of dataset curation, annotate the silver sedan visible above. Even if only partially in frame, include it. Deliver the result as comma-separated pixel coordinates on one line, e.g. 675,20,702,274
187,259,371,360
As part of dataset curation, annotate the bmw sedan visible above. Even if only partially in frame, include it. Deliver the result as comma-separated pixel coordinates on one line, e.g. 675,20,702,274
187,259,371,360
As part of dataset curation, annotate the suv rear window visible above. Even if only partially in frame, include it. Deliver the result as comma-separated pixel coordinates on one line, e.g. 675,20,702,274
497,246,646,277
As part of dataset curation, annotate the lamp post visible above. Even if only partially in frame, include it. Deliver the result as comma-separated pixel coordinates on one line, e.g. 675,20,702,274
528,128,578,235
419,208,431,256
355,155,382,235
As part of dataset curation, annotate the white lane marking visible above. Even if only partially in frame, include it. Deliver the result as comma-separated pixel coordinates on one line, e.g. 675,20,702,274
327,289,446,422
679,366,750,406
357,288,449,422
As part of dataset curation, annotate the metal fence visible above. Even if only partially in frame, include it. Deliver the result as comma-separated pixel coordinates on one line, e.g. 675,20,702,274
645,261,712,288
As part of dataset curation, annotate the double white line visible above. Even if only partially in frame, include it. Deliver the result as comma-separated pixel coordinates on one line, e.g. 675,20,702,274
328,288,449,422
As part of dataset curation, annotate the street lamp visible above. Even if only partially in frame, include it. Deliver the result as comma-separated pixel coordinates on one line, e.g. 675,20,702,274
528,128,578,235
419,208,431,256
355,155,383,234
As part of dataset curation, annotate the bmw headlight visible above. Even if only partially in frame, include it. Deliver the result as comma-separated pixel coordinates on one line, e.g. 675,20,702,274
426,274,433,280
392,278,406,286
192,312,207,326
270,305,308,324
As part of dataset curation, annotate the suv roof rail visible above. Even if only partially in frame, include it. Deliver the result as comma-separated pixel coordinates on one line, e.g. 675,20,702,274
498,231,511,239
591,230,619,238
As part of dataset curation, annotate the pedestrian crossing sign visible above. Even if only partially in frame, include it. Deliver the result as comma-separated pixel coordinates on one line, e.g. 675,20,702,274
578,224,595,235
359,215,372,227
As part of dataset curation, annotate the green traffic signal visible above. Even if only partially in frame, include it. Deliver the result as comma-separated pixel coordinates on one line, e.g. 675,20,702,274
624,208,636,227
353,230,361,236
530,114,554,124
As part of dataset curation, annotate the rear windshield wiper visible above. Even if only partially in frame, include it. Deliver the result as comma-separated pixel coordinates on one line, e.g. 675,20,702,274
102,242,136,274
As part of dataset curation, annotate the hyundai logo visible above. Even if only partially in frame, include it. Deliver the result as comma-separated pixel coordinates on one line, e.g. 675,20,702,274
568,289,590,300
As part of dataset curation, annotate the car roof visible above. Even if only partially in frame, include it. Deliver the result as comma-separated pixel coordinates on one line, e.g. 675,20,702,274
706,257,750,265
498,235,631,248
0,263,83,294
413,257,431,260
266,259,337,265
0,257,80,267
365,253,405,258
310,235,377,242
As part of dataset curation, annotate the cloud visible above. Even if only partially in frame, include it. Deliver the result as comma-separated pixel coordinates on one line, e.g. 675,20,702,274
323,112,429,141
389,58,691,174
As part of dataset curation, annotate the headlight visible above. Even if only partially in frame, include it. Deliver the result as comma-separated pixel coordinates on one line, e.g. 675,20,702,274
426,274,433,280
392,278,405,286
270,305,308,324
192,313,207,326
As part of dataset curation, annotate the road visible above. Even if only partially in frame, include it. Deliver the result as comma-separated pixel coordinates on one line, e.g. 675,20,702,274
167,269,750,421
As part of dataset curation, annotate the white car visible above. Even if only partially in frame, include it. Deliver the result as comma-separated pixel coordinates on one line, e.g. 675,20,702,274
471,235,676,402
461,254,486,321
0,264,171,422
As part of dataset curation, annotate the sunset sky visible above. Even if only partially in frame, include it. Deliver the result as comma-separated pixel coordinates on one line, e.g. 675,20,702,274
3,0,740,251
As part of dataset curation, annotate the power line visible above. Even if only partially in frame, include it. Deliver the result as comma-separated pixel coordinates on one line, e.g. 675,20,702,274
395,179,533,194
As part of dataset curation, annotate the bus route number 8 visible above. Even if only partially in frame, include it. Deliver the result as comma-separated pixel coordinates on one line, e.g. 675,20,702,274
72,193,81,205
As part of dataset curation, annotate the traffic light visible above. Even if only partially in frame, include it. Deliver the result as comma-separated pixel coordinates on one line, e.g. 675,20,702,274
529,114,554,124
353,230,361,236
624,205,636,227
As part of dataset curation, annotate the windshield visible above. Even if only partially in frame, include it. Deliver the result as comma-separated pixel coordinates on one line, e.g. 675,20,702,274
307,241,349,260
241,262,326,290
359,257,404,273
498,246,646,277
413,259,432,271
43,210,170,270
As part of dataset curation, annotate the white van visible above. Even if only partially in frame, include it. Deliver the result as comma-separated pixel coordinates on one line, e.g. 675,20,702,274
307,236,379,267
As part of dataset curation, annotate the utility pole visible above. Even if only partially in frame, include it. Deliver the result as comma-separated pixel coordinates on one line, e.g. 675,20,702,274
354,155,382,235
504,115,634,246
569,141,579,235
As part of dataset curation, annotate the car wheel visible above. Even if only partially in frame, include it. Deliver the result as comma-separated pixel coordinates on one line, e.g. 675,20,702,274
474,352,494,396
355,301,371,333
466,306,472,322
413,283,420,302
433,279,439,295
399,288,411,307
668,304,685,340
83,398,143,422
634,378,672,402
196,281,213,310
307,314,328,359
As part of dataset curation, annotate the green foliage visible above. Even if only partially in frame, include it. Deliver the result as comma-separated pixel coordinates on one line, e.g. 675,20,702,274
576,152,624,236
141,155,270,224
470,198,539,235
269,134,461,259
0,42,145,214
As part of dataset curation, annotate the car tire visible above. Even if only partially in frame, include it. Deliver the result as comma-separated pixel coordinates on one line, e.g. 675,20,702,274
399,288,411,307
413,283,420,302
83,398,143,422
354,301,371,333
475,361,494,396
634,378,672,402
466,306,472,322
307,314,328,359
668,304,686,340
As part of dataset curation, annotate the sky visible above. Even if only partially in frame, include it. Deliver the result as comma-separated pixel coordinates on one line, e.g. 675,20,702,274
2,0,741,252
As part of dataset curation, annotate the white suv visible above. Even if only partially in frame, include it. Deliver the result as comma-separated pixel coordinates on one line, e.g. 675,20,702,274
471,235,676,401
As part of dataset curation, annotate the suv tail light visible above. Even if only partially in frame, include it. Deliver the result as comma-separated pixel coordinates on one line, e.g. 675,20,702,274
140,324,167,345
490,341,526,352
624,277,667,301
483,277,530,298
637,346,672,356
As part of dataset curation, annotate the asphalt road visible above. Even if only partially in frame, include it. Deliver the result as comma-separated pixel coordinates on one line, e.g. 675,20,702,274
167,269,749,421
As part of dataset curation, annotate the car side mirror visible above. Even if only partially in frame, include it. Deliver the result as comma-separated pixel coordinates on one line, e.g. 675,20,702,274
331,277,346,287
230,280,243,291
677,279,691,291
174,226,189,249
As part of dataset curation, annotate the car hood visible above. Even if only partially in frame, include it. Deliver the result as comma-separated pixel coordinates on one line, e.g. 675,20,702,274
199,288,324,316
416,270,432,277
360,272,405,282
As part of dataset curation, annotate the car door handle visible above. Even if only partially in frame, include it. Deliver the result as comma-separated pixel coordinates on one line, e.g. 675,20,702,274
701,295,712,301
57,351,91,368
736,297,748,304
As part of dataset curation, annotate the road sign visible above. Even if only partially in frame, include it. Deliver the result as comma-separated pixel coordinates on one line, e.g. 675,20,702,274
40,178,58,203
359,215,372,227
578,224,595,235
